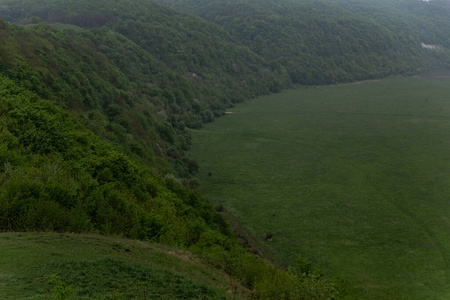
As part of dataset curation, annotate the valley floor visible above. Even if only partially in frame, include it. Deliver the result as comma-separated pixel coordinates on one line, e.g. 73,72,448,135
189,76,450,299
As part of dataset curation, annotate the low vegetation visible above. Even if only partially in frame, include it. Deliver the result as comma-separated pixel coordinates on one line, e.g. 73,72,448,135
190,76,450,299
0,233,236,299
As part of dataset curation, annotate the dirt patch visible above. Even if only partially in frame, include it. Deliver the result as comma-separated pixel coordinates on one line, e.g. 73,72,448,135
408,117,422,124
224,111,239,115
341,80,380,86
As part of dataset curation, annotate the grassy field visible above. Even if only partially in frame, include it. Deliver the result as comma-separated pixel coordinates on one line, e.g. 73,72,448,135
189,76,450,299
0,232,242,299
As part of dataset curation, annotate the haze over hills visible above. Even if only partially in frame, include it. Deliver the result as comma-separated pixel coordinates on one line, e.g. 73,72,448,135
0,0,450,298
156,0,450,84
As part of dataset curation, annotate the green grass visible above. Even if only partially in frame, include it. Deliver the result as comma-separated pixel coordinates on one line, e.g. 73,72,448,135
189,77,450,299
0,232,238,299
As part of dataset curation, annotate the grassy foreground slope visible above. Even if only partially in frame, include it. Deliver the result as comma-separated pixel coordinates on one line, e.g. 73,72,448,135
0,232,237,299
1,233,350,299
189,75,450,299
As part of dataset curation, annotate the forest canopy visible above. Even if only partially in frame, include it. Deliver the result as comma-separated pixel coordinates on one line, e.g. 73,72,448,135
155,0,450,84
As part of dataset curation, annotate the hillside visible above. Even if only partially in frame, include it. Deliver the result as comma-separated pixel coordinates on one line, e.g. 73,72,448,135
1,0,449,298
0,54,346,299
0,232,240,299
155,0,450,84
0,0,290,177
0,1,348,298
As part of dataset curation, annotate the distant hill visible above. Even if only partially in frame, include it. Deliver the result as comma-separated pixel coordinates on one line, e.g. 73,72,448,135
155,0,450,84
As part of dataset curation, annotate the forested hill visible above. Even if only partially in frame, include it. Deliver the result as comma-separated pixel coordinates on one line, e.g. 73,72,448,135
0,0,291,247
155,0,450,84
0,2,346,297
0,0,290,176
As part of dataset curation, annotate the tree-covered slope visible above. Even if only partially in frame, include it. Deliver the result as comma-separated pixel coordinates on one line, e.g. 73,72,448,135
0,73,349,299
0,3,352,298
0,73,231,245
0,0,290,177
327,0,450,48
155,0,450,84
0,0,290,98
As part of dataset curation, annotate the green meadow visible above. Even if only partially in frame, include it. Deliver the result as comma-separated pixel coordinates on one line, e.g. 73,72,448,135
189,76,450,299
0,233,238,299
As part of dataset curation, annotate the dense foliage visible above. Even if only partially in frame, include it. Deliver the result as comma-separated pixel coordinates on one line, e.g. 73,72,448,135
0,1,290,176
0,74,232,244
0,5,347,297
156,0,450,84
0,74,347,297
